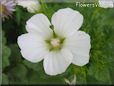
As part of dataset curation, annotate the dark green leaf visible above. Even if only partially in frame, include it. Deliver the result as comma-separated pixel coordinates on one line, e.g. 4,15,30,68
88,62,111,84
8,64,28,84
2,74,9,85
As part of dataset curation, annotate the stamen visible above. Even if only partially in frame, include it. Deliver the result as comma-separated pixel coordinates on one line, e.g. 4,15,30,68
50,38,60,48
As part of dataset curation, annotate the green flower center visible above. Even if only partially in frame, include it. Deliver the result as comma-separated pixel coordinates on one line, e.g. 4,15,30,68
46,37,65,51
45,25,65,51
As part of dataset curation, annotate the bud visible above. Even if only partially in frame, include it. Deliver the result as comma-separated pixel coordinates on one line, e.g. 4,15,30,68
17,0,41,13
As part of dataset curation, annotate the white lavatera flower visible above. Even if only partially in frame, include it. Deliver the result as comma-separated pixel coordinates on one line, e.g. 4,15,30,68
17,8,91,75
99,0,114,8
16,0,41,13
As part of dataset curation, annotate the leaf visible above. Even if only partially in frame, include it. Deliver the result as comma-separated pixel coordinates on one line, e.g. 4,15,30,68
72,65,87,84
2,45,11,69
16,6,23,25
40,0,55,20
88,62,111,84
2,74,9,85
2,31,6,44
27,70,43,84
23,60,42,72
8,64,28,84
23,60,64,84
2,31,11,69
9,44,22,67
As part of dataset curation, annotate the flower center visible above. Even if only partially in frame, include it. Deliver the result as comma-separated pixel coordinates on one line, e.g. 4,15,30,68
45,25,65,51
0,4,7,14
46,37,65,51
50,38,60,48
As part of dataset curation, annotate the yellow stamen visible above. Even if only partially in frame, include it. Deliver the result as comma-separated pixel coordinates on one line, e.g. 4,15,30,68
50,38,60,48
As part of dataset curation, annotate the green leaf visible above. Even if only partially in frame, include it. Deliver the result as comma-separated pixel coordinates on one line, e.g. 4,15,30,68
88,62,111,84
2,31,6,45
8,64,28,84
9,44,22,67
72,65,87,84
2,31,11,69
40,0,55,20
27,70,45,84
27,69,64,85
16,6,23,25
2,74,9,85
2,45,11,69
23,60,64,84
23,60,42,72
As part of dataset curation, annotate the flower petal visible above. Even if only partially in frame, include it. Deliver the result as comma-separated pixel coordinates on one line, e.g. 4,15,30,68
51,8,83,37
17,0,40,9
64,31,91,66
26,14,52,39
43,49,73,75
17,33,49,63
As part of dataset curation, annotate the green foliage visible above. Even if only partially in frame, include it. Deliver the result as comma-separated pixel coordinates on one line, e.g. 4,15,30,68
88,62,111,83
2,31,11,69
23,60,42,72
2,0,114,85
2,74,9,84
9,44,22,67
2,31,11,85
8,64,28,85
23,60,64,84
71,65,87,84
2,45,11,69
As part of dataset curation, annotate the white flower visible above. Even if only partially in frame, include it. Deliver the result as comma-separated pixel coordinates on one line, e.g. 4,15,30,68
17,8,91,75
99,0,114,8
16,0,40,13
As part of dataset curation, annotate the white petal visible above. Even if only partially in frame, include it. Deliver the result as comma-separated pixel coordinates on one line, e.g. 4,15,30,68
64,31,91,66
27,3,40,13
51,8,83,37
17,0,40,9
26,0,41,13
99,0,114,8
17,33,48,63
26,14,52,39
17,0,31,8
43,49,73,75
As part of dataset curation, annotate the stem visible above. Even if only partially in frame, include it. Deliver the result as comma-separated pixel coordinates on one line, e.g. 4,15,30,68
40,0,48,11
50,25,57,38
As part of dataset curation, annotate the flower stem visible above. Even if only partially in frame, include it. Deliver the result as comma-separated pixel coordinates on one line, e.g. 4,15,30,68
50,25,57,38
